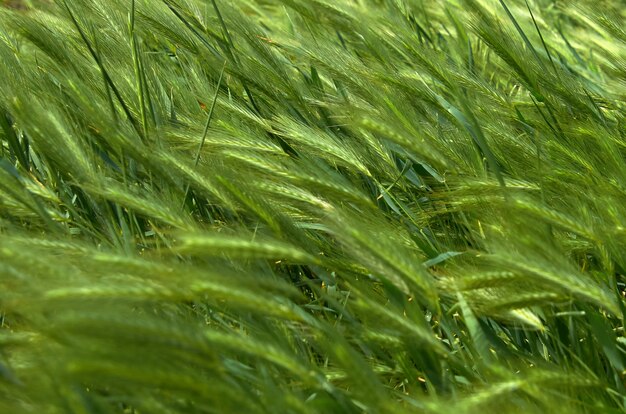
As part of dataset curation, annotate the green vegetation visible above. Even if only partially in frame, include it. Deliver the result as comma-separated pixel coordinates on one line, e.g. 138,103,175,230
0,0,625,412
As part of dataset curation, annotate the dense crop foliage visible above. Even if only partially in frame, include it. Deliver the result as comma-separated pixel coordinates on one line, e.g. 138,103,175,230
0,0,625,412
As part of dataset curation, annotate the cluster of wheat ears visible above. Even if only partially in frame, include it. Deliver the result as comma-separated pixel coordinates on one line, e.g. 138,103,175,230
0,0,625,413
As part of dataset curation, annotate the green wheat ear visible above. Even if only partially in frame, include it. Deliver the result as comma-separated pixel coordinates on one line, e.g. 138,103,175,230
0,0,625,413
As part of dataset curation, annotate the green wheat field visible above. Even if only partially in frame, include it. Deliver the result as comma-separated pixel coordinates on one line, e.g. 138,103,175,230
0,0,625,412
